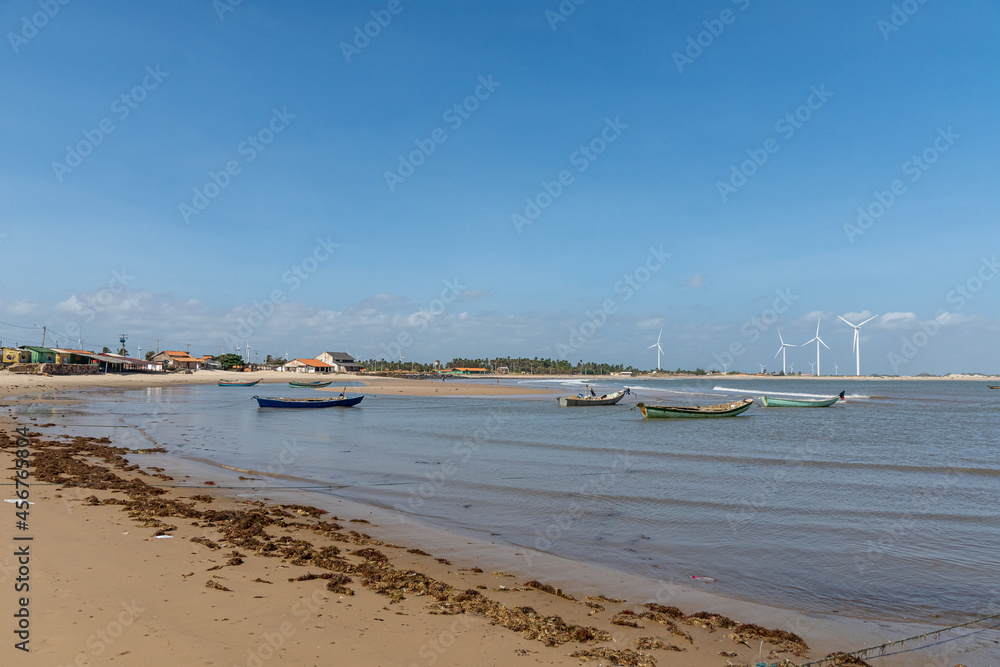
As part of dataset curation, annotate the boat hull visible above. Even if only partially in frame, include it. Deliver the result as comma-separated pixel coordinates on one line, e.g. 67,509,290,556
637,398,753,419
289,381,333,388
761,395,839,408
558,389,627,407
252,395,364,408
218,379,260,387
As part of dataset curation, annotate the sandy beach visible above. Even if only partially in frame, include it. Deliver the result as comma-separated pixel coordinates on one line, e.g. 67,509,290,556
0,370,980,666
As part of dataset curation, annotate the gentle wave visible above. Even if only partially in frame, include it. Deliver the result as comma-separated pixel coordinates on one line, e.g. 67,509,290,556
713,385,870,399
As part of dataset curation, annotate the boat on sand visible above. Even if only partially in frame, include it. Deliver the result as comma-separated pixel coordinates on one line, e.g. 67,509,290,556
218,379,261,387
289,380,334,388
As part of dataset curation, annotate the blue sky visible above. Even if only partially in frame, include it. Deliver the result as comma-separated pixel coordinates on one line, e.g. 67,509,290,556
1,0,997,374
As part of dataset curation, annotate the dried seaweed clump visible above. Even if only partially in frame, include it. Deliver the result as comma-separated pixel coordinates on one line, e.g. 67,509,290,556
432,589,612,648
190,536,220,550
682,610,739,631
634,637,683,652
523,580,576,601
569,647,656,667
725,623,808,657
824,655,873,666
205,580,231,591
612,610,643,628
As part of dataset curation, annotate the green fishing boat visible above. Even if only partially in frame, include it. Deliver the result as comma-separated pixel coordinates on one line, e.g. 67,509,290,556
289,380,333,388
636,398,753,419
761,392,844,408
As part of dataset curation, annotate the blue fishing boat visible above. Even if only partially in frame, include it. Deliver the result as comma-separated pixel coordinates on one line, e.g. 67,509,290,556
251,395,364,408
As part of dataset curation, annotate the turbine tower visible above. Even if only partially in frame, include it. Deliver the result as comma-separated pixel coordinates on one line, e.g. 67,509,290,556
647,329,664,371
837,314,878,376
802,317,830,376
773,331,796,374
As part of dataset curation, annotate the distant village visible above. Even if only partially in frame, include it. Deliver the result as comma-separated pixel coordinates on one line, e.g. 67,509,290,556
0,345,502,376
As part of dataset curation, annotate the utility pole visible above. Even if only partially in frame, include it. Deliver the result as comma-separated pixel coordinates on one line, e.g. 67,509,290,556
119,333,128,355
154,339,160,354
41,326,46,347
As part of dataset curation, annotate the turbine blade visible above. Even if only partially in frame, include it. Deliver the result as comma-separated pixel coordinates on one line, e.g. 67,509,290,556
804,337,817,345
820,338,831,350
774,347,782,359
837,315,855,327
859,315,878,327
778,330,785,344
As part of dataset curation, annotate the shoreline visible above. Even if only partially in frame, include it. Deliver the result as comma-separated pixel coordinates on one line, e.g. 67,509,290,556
0,371,985,665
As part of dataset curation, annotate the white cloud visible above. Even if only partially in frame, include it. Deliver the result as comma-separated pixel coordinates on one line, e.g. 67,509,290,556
880,312,917,328
686,274,706,288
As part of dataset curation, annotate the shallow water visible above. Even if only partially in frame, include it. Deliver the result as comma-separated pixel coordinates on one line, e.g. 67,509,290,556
36,378,1000,626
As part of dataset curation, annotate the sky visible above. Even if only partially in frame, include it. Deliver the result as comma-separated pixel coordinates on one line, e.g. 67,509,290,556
1,0,998,374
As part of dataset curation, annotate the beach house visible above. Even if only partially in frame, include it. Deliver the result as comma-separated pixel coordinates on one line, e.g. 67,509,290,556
282,358,333,374
314,351,361,373
151,350,205,370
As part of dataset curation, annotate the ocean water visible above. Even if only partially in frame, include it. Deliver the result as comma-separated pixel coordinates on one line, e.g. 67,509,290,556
36,378,1000,627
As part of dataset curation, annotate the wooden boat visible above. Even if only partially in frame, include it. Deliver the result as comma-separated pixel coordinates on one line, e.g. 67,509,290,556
558,388,629,407
252,395,364,408
636,398,753,419
761,391,845,408
218,379,261,386
289,380,333,388
989,386,1000,389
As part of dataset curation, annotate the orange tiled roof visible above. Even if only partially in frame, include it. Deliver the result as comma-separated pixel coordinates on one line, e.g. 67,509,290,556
291,358,332,368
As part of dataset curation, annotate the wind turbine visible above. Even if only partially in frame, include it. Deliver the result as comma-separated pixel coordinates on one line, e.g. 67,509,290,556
809,361,815,374
833,363,839,375
647,329,664,371
773,331,796,374
245,341,251,364
759,363,766,374
802,318,830,376
838,314,878,376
